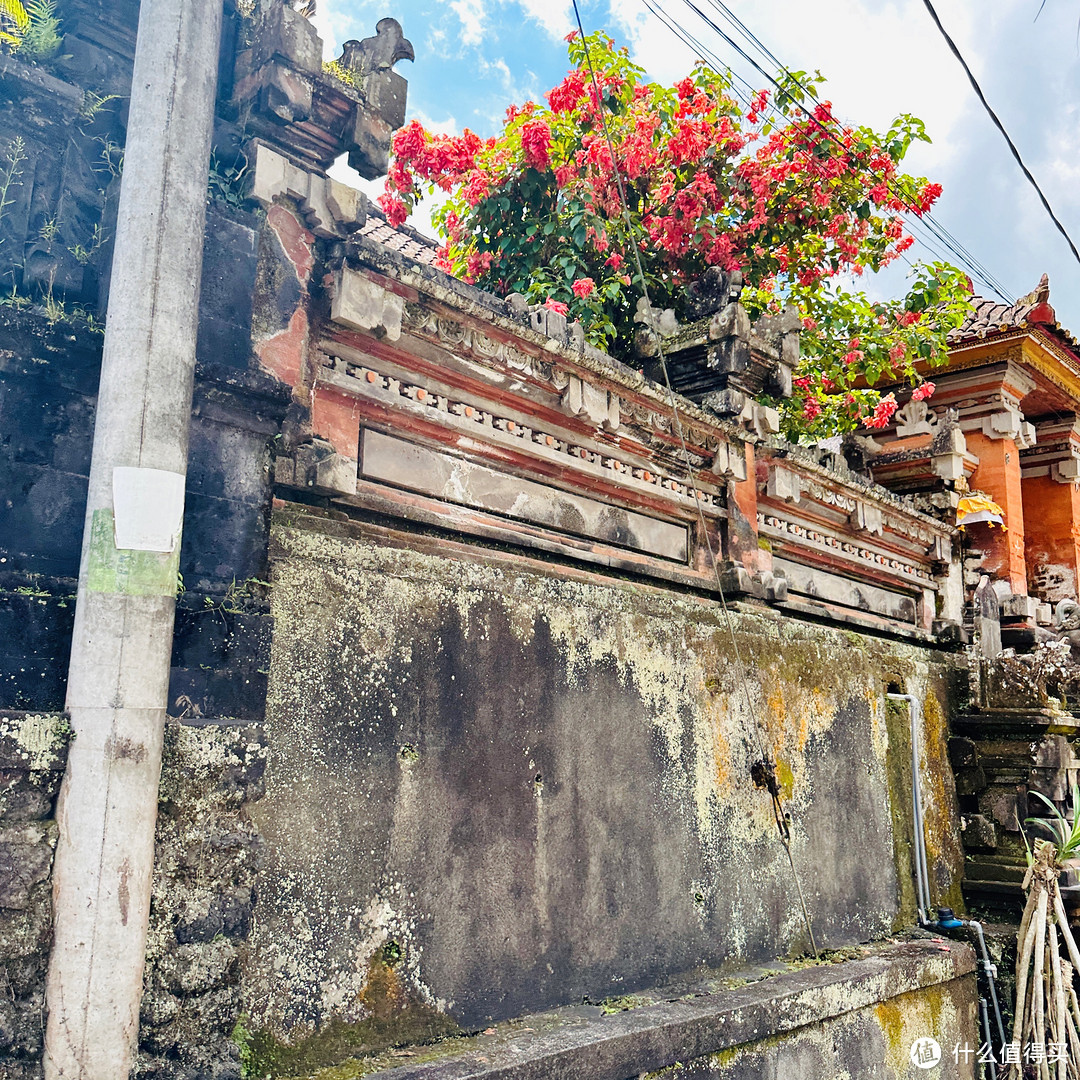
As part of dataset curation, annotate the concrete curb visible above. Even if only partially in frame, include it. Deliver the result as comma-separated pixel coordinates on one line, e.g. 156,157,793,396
363,940,975,1080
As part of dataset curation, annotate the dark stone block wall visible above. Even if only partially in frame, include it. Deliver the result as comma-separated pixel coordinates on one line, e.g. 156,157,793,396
0,200,289,723
0,711,69,1080
135,721,268,1080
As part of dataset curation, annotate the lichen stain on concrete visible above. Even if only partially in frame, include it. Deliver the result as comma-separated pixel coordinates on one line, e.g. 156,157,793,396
247,517,963,1039
0,711,68,767
920,687,965,911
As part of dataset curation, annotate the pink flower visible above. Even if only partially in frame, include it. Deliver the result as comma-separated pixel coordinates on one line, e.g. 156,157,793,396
521,118,552,169
911,381,935,402
865,393,898,429
547,71,586,114
377,192,408,227
571,277,596,298
544,298,569,315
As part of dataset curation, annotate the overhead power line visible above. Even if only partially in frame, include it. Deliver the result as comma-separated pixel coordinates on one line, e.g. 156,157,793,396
696,0,1016,300
642,0,1017,302
640,0,975,279
919,0,1080,272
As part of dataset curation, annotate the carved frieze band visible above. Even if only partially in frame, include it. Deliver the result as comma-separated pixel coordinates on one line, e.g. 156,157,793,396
402,300,725,470
758,512,935,585
319,351,723,509
766,465,949,551
403,300,571,391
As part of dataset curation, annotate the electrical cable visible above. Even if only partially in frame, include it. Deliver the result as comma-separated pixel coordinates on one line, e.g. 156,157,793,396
645,0,1016,302
689,0,1017,301
920,0,1080,272
641,0,967,277
571,0,819,958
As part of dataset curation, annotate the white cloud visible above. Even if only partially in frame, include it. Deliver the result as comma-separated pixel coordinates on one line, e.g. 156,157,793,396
451,0,488,47
513,0,575,42
311,0,378,60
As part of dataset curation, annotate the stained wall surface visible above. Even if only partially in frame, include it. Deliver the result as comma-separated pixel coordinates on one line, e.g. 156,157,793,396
242,509,965,1042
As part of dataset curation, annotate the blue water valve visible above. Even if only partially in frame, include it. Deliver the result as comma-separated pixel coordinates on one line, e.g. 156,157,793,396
935,907,964,929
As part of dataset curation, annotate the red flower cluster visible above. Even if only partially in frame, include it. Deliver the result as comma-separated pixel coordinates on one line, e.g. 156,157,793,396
380,31,964,436
865,393,899,429
521,119,552,169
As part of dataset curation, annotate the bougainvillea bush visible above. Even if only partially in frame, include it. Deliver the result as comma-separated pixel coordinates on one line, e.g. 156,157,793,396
380,31,972,437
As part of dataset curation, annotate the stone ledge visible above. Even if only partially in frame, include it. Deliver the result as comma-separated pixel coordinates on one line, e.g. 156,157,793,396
359,940,974,1080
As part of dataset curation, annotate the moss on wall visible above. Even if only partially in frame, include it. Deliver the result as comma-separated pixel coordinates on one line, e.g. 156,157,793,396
243,508,966,1051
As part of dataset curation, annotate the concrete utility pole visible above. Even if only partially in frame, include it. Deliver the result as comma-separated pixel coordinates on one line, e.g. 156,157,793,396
44,0,223,1075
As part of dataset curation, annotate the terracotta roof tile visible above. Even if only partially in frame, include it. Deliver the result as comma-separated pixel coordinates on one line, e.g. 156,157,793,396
946,273,1075,346
357,207,440,266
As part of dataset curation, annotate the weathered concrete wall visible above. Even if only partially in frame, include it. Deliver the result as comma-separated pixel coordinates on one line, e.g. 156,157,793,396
240,507,966,1061
269,939,978,1080
0,710,68,1080
649,974,976,1080
135,721,268,1080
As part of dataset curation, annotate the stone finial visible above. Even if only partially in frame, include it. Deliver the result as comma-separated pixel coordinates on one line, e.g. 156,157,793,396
683,266,743,320
234,11,414,177
894,399,933,437
632,296,678,337
337,18,415,79
1022,272,1056,325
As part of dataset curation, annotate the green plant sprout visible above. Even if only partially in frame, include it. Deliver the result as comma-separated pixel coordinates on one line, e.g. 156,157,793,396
1025,783,1080,863
0,0,28,48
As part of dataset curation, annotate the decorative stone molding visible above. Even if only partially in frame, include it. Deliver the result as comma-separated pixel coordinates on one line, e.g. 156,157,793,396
315,351,724,509
1000,593,1038,620
894,399,933,437
252,145,366,237
275,438,357,496
331,266,403,339
758,513,935,586
767,466,801,504
982,408,1036,448
1052,457,1080,484
849,501,885,537
233,9,413,176
403,299,571,394
562,374,619,431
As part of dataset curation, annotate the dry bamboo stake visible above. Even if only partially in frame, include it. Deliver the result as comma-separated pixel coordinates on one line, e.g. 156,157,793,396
1068,976,1080,1041
1012,842,1080,1080
1067,965,1080,1077
1049,933,1065,1080
1054,888,1080,975
1016,883,1044,1048
1064,1007,1080,1076
1034,887,1050,1071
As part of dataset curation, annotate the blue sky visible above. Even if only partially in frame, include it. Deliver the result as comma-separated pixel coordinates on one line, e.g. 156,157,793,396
315,0,1080,332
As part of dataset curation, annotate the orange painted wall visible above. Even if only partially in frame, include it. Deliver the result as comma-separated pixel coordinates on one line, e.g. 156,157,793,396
311,385,361,460
966,431,1027,592
1023,473,1080,601
729,442,759,571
